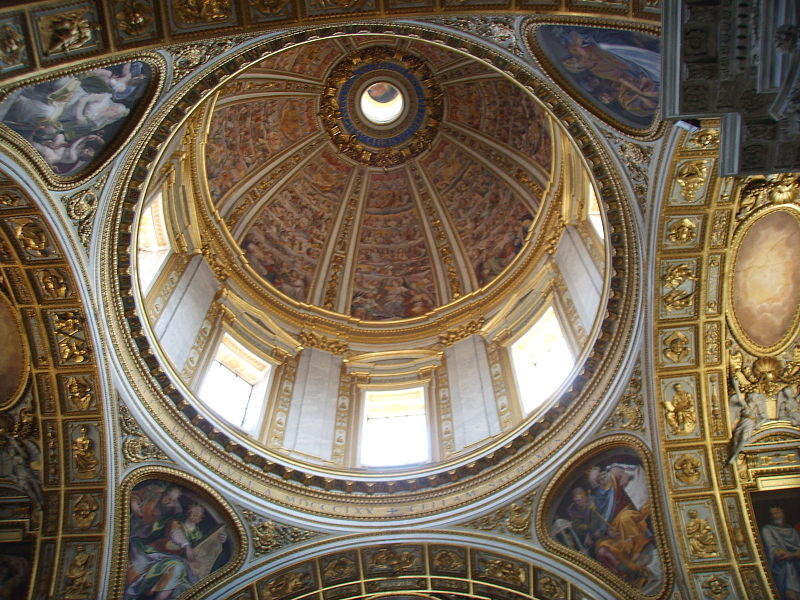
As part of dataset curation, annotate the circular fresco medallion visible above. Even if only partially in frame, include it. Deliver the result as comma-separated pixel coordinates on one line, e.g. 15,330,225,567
732,208,800,352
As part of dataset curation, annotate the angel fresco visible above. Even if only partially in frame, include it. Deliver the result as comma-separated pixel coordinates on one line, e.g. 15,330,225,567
549,449,663,594
535,25,660,131
0,60,151,177
124,479,232,600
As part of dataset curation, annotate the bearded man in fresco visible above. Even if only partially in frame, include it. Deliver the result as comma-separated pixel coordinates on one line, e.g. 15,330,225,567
761,506,800,600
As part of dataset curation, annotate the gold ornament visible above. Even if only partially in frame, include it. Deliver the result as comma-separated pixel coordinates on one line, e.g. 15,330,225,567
72,494,98,529
663,331,690,363
676,160,708,201
72,425,99,479
369,548,417,572
40,11,96,56
63,545,93,598
65,377,92,411
479,558,526,586
176,0,231,24
686,509,720,558
673,454,701,484
668,217,697,244
664,383,697,435
701,575,730,600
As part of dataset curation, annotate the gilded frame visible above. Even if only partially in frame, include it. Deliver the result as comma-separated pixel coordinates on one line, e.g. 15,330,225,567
536,434,673,599
109,466,247,600
0,52,164,190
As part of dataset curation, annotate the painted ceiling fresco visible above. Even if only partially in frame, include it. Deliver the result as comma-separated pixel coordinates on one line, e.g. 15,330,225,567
205,35,552,321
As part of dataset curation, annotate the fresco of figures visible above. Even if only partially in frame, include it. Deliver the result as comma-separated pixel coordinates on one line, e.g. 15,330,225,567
351,171,438,321
534,25,660,131
751,487,800,600
422,139,533,288
0,60,151,176
548,447,663,594
254,39,344,79
125,479,233,600
242,149,350,303
446,78,552,170
408,40,463,69
205,97,318,202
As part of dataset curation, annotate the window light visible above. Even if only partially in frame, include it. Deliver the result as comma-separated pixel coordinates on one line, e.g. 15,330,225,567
511,306,575,414
197,334,272,434
137,190,171,292
360,387,428,467
587,186,605,240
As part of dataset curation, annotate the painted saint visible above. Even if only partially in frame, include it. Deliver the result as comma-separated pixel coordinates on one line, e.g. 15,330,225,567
124,479,232,600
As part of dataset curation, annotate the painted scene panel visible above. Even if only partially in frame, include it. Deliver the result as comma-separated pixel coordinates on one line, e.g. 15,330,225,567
445,78,551,170
535,25,660,131
0,60,152,176
242,148,351,303
548,447,663,595
205,97,319,202
351,170,437,321
422,139,532,288
751,487,800,600
125,479,234,600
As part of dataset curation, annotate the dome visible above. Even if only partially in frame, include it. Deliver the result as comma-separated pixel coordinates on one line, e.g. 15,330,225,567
202,38,553,322
134,31,610,480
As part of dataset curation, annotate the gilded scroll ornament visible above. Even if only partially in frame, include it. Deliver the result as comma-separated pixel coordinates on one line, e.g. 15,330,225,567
116,1,152,36
119,402,168,463
370,548,417,572
603,365,644,431
432,550,464,570
664,331,690,363
736,173,800,220
40,11,96,56
538,575,566,599
65,376,92,411
264,571,309,599
668,217,697,244
298,330,348,355
438,318,485,346
663,288,695,312
676,160,708,201
664,383,697,435
72,425,99,478
322,555,356,579
685,509,719,558
72,493,99,529
700,575,730,600
673,454,701,484
600,129,651,207
63,177,106,247
479,558,526,586
15,221,49,257
466,493,535,539
176,0,231,23
728,351,800,462
63,545,93,598
663,263,697,289
242,510,317,555
689,128,720,149
37,269,70,299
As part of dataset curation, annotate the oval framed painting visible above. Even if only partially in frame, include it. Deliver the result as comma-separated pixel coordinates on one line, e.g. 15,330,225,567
730,206,800,355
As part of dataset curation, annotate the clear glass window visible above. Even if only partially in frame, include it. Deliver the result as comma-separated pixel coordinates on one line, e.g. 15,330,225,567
197,334,272,434
137,190,171,293
511,306,575,414
360,387,428,467
587,186,604,240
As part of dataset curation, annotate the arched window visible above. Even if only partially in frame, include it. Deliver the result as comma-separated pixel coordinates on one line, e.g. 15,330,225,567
197,333,273,434
510,305,575,415
360,386,429,467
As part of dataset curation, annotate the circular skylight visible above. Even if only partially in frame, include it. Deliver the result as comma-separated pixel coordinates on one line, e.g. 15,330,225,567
360,82,404,124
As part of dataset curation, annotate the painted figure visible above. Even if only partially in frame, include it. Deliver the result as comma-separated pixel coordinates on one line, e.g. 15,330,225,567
761,506,800,600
